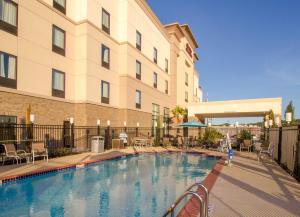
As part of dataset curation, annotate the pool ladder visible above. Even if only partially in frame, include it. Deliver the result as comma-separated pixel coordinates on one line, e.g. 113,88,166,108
162,183,209,217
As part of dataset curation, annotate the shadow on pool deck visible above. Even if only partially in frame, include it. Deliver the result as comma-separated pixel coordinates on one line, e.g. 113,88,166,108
209,154,300,217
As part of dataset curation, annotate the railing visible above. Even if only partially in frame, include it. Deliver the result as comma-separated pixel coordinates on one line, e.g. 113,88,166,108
0,124,203,159
162,183,209,217
266,125,300,181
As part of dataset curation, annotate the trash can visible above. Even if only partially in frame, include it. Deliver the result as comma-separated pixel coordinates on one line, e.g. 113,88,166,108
91,136,104,153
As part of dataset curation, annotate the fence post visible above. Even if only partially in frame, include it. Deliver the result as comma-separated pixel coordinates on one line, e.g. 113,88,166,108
294,125,300,180
97,125,100,136
71,123,74,149
278,127,282,163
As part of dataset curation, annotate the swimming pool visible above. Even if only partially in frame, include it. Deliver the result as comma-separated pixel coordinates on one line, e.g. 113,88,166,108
0,152,218,217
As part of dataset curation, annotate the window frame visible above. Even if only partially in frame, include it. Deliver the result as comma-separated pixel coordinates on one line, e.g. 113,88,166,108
0,51,17,89
0,0,18,36
153,72,157,89
153,47,158,64
165,80,168,94
165,58,168,73
185,72,188,86
102,8,110,35
101,44,110,69
136,30,142,51
135,90,141,109
52,69,65,98
136,60,141,80
185,91,188,103
101,80,110,104
52,25,66,56
53,0,66,14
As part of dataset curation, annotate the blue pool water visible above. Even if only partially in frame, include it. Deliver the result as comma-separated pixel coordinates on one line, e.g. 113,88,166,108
0,153,218,217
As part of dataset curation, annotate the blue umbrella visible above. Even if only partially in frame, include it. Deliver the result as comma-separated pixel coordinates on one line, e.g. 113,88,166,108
178,121,207,128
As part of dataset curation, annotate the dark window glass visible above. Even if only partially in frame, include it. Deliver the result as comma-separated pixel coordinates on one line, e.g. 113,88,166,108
52,25,66,56
101,44,110,69
53,0,66,14
0,0,18,35
101,80,110,104
135,90,141,109
136,31,141,51
136,60,141,80
52,69,65,98
153,72,157,88
153,47,157,64
0,51,17,89
102,8,110,34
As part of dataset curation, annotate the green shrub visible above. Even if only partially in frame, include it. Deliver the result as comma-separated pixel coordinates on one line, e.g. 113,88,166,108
200,128,224,145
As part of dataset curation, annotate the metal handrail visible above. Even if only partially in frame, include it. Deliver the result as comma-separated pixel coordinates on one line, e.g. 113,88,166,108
186,183,209,217
162,190,205,217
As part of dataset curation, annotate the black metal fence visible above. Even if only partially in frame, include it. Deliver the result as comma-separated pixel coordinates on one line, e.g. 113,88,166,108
266,125,300,181
0,124,203,158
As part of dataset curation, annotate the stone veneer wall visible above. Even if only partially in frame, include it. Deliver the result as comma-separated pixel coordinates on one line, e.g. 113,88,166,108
0,91,155,127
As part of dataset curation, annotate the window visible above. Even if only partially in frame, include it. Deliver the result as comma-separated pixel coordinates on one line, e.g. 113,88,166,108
165,58,168,73
53,0,66,14
0,115,17,124
136,30,141,51
101,44,110,69
185,91,188,102
152,104,160,137
153,47,157,64
0,0,18,35
52,69,65,98
52,25,65,56
0,51,17,89
136,60,141,80
165,80,168,94
185,72,188,86
101,80,110,104
153,72,157,88
135,90,141,109
163,107,170,135
102,8,110,34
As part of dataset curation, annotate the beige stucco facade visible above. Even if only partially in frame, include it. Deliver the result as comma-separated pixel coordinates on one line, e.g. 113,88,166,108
0,0,201,126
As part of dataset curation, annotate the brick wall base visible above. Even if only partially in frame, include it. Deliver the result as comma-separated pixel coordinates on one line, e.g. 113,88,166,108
0,91,154,127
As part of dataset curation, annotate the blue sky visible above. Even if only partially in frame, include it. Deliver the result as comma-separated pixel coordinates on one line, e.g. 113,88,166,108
148,0,300,124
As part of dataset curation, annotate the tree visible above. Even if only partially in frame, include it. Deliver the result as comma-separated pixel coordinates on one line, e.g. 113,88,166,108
171,106,187,123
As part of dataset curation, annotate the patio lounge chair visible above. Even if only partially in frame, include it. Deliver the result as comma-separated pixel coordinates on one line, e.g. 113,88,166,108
32,142,48,164
240,140,252,152
1,144,30,165
258,142,275,162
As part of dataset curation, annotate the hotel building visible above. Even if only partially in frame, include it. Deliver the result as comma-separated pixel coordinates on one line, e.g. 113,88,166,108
0,0,202,127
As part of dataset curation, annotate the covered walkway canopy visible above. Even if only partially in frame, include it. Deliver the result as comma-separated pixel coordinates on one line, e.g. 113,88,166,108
188,98,282,119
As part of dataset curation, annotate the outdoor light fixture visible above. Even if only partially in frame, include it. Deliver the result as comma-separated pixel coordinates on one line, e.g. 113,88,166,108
269,119,273,127
70,117,74,124
137,122,140,127
30,114,35,123
97,119,101,126
124,121,127,127
208,123,212,127
286,112,292,124
154,122,157,127
107,120,110,126
162,123,165,128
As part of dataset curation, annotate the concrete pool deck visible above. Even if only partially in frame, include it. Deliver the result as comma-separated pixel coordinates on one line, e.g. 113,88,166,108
0,147,300,217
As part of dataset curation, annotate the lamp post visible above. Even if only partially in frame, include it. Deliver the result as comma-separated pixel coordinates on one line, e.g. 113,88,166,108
69,117,74,149
106,120,110,149
123,121,127,132
97,119,101,135
136,122,139,137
